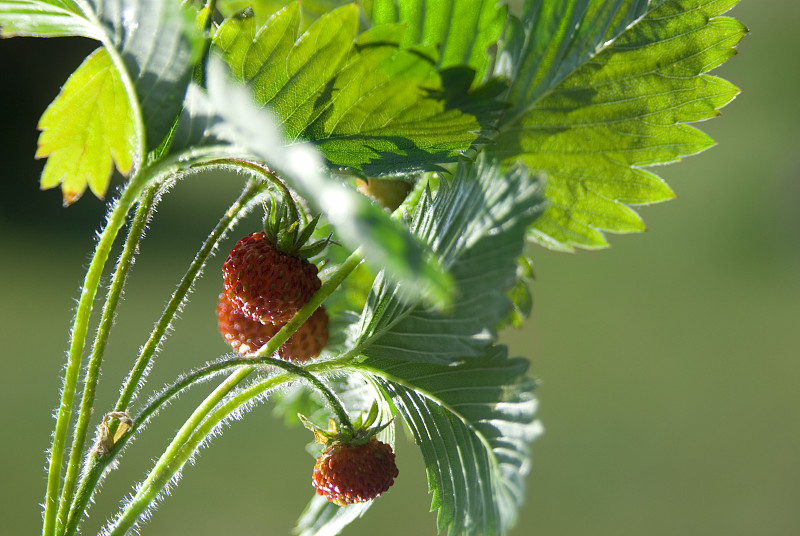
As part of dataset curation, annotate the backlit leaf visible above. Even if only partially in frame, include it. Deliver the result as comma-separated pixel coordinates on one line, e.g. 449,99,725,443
492,0,746,250
3,0,201,203
213,3,503,175
369,0,508,85
0,0,97,37
36,47,135,204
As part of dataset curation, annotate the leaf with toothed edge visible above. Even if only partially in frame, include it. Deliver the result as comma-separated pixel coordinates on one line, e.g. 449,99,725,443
490,0,746,251
367,0,508,86
212,2,505,176
36,47,136,204
2,0,203,203
361,346,541,536
350,156,546,365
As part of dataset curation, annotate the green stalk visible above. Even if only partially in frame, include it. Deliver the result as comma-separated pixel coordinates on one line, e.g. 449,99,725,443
112,178,266,415
44,148,236,536
100,250,364,536
105,357,353,536
55,183,160,535
42,168,155,536
61,179,262,535
207,159,301,221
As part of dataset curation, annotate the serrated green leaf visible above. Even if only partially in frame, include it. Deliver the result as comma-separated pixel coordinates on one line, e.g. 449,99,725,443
362,347,541,536
217,0,356,30
189,57,454,307
36,47,135,204
368,0,508,85
0,0,97,37
501,0,648,113
4,0,202,203
213,3,503,175
492,0,746,250
350,157,545,364
87,0,203,151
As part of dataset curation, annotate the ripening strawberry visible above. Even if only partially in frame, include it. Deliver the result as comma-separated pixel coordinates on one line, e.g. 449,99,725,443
302,404,398,507
222,232,321,324
216,293,328,362
312,437,398,506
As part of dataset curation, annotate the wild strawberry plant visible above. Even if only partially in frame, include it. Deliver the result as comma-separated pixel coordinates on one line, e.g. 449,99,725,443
0,0,745,535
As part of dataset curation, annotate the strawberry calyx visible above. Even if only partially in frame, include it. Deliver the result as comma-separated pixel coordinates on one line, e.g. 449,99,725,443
299,401,388,448
306,402,398,506
263,195,330,260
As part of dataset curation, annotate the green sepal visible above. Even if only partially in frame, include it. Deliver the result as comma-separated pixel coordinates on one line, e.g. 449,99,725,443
262,196,331,260
299,402,389,448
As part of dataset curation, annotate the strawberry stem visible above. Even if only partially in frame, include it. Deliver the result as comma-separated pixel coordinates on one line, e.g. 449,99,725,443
112,177,267,417
62,173,266,536
68,248,364,536
42,166,154,536
207,158,302,223
55,182,160,535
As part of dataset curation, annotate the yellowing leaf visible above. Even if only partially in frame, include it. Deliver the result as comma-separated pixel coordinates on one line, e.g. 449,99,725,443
36,46,135,205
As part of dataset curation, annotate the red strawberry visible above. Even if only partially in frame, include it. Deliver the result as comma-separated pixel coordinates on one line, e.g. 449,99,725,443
312,437,398,506
216,293,328,363
222,232,321,324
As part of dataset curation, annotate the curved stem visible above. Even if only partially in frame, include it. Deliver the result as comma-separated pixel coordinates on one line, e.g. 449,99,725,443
50,152,251,536
55,183,160,535
42,166,155,536
206,158,300,222
100,249,364,536
112,178,266,415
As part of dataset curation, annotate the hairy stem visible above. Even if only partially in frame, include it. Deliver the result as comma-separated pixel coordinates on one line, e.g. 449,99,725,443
208,159,301,222
112,178,266,415
55,183,160,535
102,249,363,536
62,178,264,536
42,167,156,536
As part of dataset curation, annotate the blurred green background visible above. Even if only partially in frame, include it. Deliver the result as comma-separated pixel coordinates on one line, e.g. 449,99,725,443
2,2,798,535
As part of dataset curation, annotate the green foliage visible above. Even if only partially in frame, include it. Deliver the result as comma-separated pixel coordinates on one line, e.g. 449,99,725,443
213,3,503,175
0,0,98,37
364,348,540,536
85,0,203,151
1,1,746,535
1,0,202,203
217,0,356,29
36,47,135,204
314,157,543,534
351,158,546,364
492,0,747,250
368,0,508,85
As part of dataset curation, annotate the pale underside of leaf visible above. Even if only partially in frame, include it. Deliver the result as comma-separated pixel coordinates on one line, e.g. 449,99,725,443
494,0,746,250
362,348,541,536
36,46,135,204
352,158,545,364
